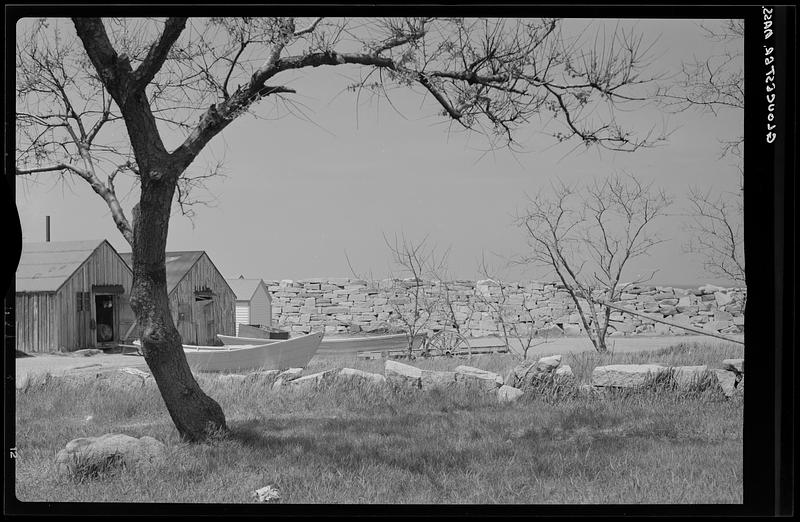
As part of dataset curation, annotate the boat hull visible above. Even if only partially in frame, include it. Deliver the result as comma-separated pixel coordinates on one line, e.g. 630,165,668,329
217,332,424,354
184,332,323,372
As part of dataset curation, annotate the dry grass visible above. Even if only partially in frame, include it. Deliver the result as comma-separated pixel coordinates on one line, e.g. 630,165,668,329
15,342,743,504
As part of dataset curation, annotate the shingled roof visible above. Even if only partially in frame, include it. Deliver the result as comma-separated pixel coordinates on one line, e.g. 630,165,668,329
226,278,268,301
118,251,205,293
16,240,107,292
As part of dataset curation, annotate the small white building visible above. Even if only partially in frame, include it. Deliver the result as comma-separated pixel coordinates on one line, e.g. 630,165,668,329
226,277,272,335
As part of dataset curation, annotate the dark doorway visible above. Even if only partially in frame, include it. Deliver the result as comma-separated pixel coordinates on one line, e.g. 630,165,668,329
95,294,115,343
194,295,215,345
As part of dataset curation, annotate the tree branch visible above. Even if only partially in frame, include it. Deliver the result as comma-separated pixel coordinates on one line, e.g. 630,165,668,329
72,18,134,101
131,17,188,92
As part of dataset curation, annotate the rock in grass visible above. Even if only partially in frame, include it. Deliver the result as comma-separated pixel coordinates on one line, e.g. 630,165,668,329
419,370,457,389
55,433,165,478
16,373,30,391
591,364,671,388
672,365,710,388
711,369,737,398
254,484,281,503
385,360,422,389
505,362,535,387
216,373,248,385
277,368,304,382
497,385,524,403
337,368,386,385
722,358,744,374
507,355,565,388
287,370,335,391
578,384,606,397
454,366,503,391
95,370,152,391
535,354,562,372
554,364,575,385
248,370,281,383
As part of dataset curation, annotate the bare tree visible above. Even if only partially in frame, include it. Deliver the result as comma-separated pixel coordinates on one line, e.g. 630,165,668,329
16,17,668,441
383,233,445,358
476,255,550,360
685,186,746,310
658,19,745,289
516,173,672,353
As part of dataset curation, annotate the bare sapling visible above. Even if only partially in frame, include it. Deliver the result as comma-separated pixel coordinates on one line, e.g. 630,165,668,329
516,173,672,353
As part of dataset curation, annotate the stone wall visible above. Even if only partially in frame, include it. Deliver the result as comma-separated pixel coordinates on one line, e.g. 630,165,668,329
265,278,746,338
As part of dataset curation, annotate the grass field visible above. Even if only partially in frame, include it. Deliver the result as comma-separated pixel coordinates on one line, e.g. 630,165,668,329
15,341,743,504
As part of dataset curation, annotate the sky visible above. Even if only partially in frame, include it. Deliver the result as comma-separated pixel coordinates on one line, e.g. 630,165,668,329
15,18,744,287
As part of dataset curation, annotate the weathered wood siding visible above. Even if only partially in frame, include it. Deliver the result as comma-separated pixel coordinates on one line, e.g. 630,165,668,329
15,292,59,353
16,241,134,352
250,283,272,328
169,253,235,345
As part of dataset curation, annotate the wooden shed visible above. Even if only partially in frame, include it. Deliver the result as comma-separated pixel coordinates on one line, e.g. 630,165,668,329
226,277,273,335
15,240,136,353
119,251,236,345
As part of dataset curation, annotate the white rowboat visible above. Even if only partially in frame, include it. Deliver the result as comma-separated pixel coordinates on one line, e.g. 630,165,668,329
182,332,323,372
217,332,425,355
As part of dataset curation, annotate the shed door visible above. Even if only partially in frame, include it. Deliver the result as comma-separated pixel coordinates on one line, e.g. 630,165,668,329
95,294,116,344
194,296,215,345
76,292,91,349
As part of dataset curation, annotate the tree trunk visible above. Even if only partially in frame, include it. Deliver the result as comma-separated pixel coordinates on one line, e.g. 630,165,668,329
128,170,227,442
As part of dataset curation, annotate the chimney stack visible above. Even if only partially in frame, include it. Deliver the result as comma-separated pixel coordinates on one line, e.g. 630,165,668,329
46,216,50,242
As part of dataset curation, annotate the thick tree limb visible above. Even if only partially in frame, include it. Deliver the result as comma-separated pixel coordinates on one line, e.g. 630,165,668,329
16,162,134,244
131,17,188,92
72,18,134,100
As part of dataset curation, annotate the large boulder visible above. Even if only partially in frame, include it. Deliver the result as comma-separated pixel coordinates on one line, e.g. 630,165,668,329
591,364,671,388
454,365,503,391
712,369,737,398
336,368,386,385
16,372,50,392
278,368,304,382
248,370,281,383
94,369,156,391
722,358,744,374
553,364,576,386
287,370,335,391
272,368,305,390
497,385,524,403
419,370,458,389
216,373,248,385
535,354,562,372
506,355,564,388
55,433,165,477
672,365,710,388
505,362,535,387
384,360,422,389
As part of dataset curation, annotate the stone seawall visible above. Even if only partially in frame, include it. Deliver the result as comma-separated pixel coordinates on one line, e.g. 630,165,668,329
264,278,746,339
